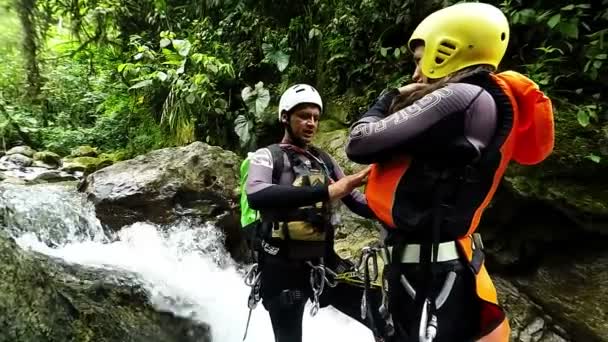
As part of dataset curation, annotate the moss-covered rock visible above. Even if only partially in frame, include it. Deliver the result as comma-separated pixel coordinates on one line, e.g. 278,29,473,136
324,94,370,125
0,231,211,342
70,145,99,158
313,129,365,175
317,119,347,133
61,157,110,174
33,151,62,167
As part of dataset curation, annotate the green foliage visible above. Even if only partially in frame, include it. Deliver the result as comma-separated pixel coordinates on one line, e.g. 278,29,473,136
234,81,272,149
0,0,605,165
118,29,235,146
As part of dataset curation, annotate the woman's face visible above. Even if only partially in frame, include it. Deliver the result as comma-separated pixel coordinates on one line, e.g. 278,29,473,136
411,45,429,84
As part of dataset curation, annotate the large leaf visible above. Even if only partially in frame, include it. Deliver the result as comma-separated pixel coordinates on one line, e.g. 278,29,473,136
241,82,270,118
586,154,601,163
129,79,153,90
559,21,579,39
157,71,168,82
547,14,561,28
262,43,290,72
234,115,253,147
577,109,590,127
160,38,171,48
268,50,290,72
172,39,192,57
185,93,196,104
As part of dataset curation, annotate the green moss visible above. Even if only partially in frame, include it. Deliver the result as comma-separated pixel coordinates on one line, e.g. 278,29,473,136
70,145,99,158
61,156,112,174
33,151,62,165
318,119,346,133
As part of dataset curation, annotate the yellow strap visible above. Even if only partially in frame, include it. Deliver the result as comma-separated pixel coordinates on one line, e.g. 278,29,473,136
335,271,382,288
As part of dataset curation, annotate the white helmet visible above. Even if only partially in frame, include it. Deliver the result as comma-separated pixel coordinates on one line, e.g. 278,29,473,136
277,84,323,122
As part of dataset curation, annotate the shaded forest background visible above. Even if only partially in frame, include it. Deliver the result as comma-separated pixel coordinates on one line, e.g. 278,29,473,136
0,0,606,164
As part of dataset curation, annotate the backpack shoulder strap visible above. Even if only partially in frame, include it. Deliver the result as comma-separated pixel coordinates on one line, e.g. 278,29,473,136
309,146,336,179
266,143,285,184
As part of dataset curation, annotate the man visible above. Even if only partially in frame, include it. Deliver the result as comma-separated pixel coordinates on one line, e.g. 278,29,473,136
245,83,385,341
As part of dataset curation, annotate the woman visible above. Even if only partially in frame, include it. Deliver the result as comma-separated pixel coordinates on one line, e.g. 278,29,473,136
345,2,554,342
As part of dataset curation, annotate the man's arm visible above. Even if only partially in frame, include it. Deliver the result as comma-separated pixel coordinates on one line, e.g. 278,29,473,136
246,148,329,210
327,156,376,219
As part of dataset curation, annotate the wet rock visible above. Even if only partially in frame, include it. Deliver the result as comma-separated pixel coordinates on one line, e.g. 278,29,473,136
5,153,33,167
33,151,62,167
32,160,56,169
6,145,36,158
494,277,572,342
0,231,211,342
79,141,245,260
32,170,79,183
61,156,111,174
512,249,608,342
70,145,99,158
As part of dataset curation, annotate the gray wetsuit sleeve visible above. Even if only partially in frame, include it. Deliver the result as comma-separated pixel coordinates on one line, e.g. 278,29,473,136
345,83,497,164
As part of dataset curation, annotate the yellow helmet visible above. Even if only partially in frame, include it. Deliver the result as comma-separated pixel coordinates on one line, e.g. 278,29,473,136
408,2,510,79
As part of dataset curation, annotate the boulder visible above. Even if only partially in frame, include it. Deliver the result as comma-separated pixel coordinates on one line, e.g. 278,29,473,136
0,231,211,342
32,170,79,183
494,276,572,342
61,157,112,174
78,141,246,260
511,249,608,342
5,153,33,167
33,151,62,167
7,145,36,158
70,145,99,158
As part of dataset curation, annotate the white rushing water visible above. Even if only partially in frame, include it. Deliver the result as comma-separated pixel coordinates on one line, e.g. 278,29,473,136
2,183,376,342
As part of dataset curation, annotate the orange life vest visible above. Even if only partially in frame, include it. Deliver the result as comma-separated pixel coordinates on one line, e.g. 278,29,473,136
365,70,554,341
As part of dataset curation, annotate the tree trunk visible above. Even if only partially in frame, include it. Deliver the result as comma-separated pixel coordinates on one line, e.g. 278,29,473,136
16,0,41,99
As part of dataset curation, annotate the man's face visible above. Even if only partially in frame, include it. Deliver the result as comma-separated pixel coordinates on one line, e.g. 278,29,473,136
285,104,320,145
412,45,429,84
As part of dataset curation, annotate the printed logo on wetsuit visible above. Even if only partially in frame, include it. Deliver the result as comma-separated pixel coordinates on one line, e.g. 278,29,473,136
350,87,454,138
250,148,273,168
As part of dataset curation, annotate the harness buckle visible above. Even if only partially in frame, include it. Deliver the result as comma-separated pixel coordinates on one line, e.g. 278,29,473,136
473,232,484,250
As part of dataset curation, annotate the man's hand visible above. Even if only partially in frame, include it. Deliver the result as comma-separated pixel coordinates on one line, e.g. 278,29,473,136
328,166,372,201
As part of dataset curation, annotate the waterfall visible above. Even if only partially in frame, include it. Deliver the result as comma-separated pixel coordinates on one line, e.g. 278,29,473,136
0,182,377,341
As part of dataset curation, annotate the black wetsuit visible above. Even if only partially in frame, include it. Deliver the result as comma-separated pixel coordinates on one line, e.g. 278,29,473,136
345,79,499,342
246,145,384,342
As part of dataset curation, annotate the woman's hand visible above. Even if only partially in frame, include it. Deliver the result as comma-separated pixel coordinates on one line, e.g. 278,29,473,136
398,83,427,96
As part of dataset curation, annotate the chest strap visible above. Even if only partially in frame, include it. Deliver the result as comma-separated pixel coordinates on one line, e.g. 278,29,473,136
387,241,459,263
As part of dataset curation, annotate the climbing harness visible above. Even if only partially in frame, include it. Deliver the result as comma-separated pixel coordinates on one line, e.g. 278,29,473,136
400,270,457,342
306,257,337,316
242,262,262,341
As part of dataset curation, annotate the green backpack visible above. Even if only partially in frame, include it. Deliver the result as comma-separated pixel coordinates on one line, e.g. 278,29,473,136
239,144,285,232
